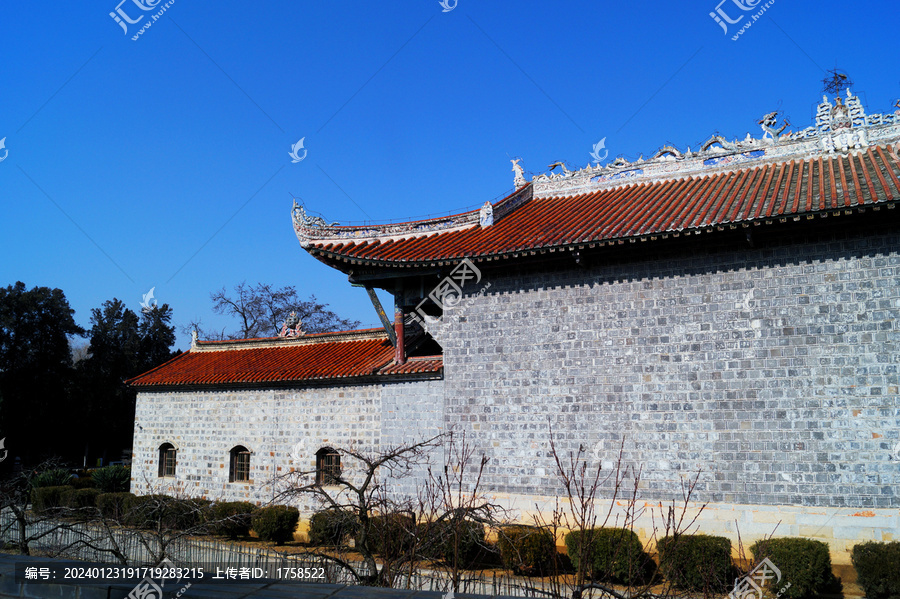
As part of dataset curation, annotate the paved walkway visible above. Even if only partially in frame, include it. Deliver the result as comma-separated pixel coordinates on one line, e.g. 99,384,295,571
0,554,531,599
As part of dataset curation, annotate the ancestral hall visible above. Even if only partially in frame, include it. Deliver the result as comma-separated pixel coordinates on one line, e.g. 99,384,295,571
130,89,900,564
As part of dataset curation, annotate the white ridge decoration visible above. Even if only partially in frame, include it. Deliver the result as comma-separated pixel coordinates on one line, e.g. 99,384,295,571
290,90,900,247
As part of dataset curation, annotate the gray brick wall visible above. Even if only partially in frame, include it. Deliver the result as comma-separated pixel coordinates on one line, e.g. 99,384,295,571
441,227,900,509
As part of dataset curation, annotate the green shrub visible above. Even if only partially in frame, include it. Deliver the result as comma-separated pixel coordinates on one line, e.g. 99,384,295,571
63,488,101,516
852,541,900,599
308,508,359,547
31,469,72,489
124,495,209,530
565,528,655,585
124,494,158,528
167,498,209,530
123,494,169,528
750,538,835,599
252,505,299,545
209,502,259,539
658,534,733,592
497,525,558,576
367,513,417,559
97,492,135,521
91,466,131,493
419,518,486,567
31,485,72,514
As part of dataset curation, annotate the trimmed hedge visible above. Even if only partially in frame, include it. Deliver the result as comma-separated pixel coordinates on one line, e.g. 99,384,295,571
658,534,733,592
168,498,210,531
308,508,359,547
62,488,101,518
31,485,72,514
209,501,258,539
565,528,655,585
497,525,557,577
419,518,486,566
852,541,900,599
367,513,417,559
91,466,131,493
252,505,299,545
124,494,166,528
97,492,135,521
750,537,835,599
123,495,207,530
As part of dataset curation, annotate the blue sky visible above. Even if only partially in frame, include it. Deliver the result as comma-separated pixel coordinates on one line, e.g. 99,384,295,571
2,0,898,351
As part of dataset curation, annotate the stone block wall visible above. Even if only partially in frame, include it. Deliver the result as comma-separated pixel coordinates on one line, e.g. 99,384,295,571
132,379,444,513
441,223,900,512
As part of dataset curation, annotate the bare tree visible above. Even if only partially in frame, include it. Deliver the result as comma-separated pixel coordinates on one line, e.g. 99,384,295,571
0,462,114,558
274,436,442,587
0,464,236,566
527,424,718,599
417,430,508,594
185,282,361,340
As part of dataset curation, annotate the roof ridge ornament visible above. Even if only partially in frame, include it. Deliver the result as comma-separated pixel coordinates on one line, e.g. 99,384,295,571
279,311,304,338
758,111,790,142
548,161,574,174
529,88,900,198
511,158,526,187
479,201,494,228
292,201,338,228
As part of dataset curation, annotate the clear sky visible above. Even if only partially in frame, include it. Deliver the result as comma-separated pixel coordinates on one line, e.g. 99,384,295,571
2,0,898,351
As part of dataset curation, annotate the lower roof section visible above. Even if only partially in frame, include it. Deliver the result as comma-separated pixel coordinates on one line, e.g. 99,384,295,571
127,329,442,390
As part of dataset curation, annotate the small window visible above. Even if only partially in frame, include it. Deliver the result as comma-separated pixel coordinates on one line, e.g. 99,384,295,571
158,443,176,477
316,447,341,485
229,445,251,483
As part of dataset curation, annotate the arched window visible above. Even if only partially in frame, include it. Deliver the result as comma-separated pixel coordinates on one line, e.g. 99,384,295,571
229,445,251,483
316,447,341,485
158,443,176,477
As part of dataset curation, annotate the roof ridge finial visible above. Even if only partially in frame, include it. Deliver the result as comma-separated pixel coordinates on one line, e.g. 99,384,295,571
279,311,304,338
511,158,526,188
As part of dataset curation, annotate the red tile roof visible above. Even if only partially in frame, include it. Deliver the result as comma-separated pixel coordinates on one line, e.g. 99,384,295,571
128,329,442,388
378,356,444,375
302,144,900,267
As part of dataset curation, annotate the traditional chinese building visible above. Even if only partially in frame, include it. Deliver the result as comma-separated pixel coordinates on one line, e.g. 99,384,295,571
130,89,900,564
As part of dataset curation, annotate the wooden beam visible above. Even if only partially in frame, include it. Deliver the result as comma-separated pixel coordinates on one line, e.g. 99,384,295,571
364,286,396,347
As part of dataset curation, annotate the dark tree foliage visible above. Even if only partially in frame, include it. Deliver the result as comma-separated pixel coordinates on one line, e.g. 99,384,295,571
0,282,84,465
188,282,360,340
0,284,176,468
75,300,176,463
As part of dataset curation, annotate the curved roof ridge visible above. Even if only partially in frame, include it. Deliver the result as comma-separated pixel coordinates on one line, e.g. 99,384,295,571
192,328,387,352
292,184,532,248
292,90,900,269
